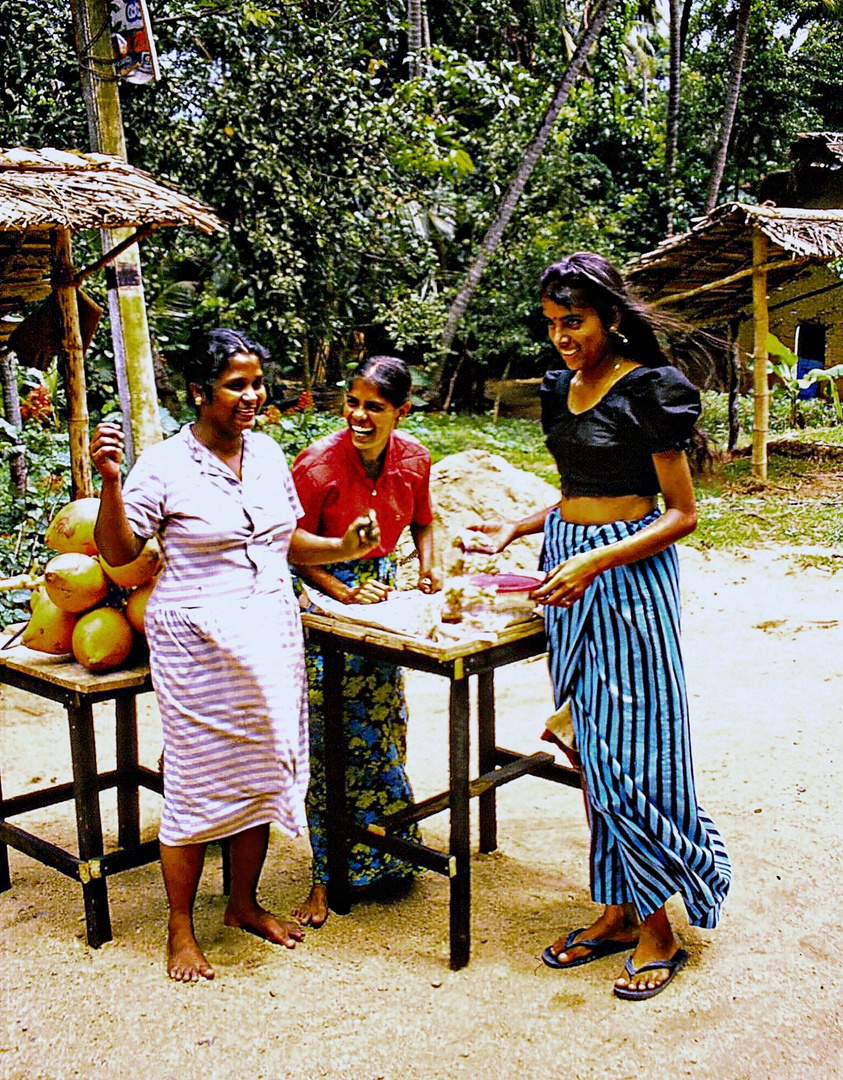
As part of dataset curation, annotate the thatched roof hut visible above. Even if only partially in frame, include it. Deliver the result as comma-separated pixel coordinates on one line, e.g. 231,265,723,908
627,201,843,479
626,202,843,325
0,147,223,348
0,147,224,496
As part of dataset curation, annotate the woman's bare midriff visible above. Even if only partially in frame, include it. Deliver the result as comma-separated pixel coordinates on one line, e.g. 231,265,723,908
558,494,656,526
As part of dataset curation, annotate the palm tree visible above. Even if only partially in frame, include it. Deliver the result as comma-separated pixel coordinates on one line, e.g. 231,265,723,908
407,0,429,78
437,0,621,388
664,0,681,234
703,0,752,214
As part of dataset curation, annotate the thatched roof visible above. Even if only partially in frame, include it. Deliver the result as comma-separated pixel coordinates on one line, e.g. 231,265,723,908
791,132,843,170
0,147,224,233
0,147,225,347
626,202,843,325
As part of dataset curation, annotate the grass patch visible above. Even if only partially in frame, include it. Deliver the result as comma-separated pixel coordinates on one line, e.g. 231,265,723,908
403,409,843,553
403,413,558,484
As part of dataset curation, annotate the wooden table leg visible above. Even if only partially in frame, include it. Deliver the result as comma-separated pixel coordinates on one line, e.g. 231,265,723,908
0,767,10,892
67,696,111,948
449,669,471,970
477,670,497,854
115,692,140,850
323,645,350,916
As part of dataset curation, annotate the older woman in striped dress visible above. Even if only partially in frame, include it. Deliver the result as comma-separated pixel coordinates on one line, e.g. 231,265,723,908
469,253,730,1001
90,329,379,982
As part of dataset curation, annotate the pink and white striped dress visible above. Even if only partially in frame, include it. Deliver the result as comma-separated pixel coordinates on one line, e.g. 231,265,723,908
121,424,308,846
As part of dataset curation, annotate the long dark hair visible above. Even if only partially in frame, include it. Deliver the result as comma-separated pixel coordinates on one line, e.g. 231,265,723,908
185,328,269,411
539,252,672,369
540,252,714,469
348,355,412,408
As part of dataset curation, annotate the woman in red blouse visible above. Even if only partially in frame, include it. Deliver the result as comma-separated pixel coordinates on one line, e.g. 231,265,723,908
291,356,441,927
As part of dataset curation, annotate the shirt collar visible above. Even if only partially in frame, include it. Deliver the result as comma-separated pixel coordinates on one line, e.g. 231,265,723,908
183,422,251,480
338,426,397,480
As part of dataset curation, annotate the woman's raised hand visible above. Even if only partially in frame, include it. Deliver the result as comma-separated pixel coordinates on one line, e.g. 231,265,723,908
339,511,381,560
463,521,519,555
90,422,124,482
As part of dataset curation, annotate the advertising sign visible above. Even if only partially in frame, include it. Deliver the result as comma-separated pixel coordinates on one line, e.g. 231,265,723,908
109,0,161,84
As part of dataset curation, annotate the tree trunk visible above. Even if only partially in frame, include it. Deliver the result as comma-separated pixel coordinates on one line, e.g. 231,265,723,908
704,0,752,214
665,0,681,236
69,0,163,465
679,0,693,61
52,231,94,499
0,352,27,493
436,0,620,389
407,0,425,78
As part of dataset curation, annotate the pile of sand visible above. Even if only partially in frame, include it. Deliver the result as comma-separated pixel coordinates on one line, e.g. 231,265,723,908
396,449,559,587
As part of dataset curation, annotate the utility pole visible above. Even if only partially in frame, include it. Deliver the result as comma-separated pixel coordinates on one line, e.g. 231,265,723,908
68,0,163,464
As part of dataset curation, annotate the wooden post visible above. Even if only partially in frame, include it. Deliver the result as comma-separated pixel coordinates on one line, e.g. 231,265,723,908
69,0,163,465
52,230,94,499
751,228,770,481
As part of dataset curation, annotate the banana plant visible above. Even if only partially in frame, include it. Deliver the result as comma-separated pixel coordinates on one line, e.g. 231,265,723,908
766,331,843,427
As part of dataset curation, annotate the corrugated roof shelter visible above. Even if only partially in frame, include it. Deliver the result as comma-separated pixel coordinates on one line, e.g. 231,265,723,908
626,202,843,478
0,147,224,496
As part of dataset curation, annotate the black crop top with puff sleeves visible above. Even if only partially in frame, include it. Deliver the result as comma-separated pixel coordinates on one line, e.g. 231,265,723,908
540,365,701,498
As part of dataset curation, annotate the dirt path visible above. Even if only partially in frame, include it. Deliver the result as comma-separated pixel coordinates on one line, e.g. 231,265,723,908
1,544,842,1080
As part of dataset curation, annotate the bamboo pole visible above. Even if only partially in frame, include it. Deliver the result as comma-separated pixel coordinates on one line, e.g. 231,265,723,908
751,228,770,481
52,230,94,499
649,256,799,308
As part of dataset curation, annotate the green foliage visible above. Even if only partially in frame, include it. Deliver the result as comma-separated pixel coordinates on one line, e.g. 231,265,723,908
0,423,72,625
7,0,843,401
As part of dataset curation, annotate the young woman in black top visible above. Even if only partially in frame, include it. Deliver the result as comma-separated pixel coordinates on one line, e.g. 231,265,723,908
470,252,730,1000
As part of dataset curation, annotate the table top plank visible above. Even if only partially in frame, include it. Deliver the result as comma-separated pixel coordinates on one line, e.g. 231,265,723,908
301,611,546,663
0,635,151,694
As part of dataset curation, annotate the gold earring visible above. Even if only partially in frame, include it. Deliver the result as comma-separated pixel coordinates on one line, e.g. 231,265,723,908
610,324,629,345
194,397,202,405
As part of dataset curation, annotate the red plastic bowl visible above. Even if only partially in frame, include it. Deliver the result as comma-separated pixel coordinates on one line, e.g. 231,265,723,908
466,573,540,593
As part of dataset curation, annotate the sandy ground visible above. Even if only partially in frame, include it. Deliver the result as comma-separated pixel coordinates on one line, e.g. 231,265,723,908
1,542,843,1079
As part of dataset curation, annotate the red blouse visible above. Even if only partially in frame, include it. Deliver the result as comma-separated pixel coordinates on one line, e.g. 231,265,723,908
292,428,434,558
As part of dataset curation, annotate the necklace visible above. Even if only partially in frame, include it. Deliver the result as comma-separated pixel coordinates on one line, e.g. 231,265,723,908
573,359,622,389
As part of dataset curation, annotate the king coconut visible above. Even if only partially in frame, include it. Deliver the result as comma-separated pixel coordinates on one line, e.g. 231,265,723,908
21,497,161,672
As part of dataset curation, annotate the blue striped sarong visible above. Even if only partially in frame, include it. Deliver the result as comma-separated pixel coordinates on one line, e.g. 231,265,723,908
542,508,731,929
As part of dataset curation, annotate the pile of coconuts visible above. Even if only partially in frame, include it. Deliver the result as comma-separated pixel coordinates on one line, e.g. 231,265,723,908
20,498,159,673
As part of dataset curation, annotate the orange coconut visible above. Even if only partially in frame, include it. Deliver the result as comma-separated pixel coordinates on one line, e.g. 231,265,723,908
21,593,77,654
44,498,100,556
44,553,109,613
71,607,135,672
100,538,162,589
124,577,157,634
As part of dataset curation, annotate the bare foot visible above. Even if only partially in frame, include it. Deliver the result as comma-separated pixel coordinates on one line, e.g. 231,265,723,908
614,907,679,995
224,901,305,948
546,903,639,966
291,884,329,928
167,916,215,982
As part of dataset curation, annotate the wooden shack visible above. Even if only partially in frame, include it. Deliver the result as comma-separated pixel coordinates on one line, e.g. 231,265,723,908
626,201,843,478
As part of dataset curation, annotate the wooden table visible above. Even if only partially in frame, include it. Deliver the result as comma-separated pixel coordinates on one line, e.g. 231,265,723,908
0,642,161,947
302,612,582,970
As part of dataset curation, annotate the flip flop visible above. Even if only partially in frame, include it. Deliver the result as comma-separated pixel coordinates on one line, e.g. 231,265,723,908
541,928,638,970
612,948,688,1000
